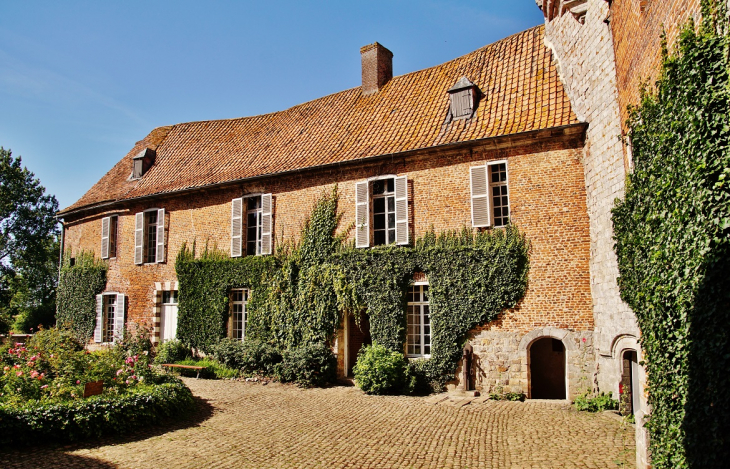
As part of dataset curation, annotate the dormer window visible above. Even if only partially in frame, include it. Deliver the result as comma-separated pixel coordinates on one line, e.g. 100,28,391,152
132,148,156,179
447,77,479,120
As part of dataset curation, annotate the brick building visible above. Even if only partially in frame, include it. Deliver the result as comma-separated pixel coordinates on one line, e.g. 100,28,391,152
58,25,600,402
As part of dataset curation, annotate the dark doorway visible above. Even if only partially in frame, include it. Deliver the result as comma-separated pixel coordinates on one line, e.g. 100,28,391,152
529,337,566,399
620,350,640,415
347,313,371,376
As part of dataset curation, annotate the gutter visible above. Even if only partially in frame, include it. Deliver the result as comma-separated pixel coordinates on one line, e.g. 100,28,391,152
57,122,588,219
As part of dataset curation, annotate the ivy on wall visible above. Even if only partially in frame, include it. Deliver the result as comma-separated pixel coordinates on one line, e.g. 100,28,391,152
175,187,529,388
612,3,729,467
56,252,107,342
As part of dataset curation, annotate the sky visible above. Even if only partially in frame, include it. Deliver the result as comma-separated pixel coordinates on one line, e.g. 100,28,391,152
0,1,544,211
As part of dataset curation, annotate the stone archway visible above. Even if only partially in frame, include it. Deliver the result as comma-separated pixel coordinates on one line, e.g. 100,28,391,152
529,337,567,399
518,328,577,399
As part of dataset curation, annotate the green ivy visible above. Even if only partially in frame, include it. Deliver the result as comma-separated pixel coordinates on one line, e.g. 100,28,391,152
612,3,729,467
175,187,529,389
55,251,107,342
337,225,529,387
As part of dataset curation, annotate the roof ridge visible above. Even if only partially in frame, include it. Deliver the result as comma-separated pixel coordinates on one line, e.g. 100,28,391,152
159,25,545,130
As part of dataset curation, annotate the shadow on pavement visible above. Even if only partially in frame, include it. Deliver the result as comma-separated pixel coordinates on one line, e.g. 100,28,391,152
0,396,214,468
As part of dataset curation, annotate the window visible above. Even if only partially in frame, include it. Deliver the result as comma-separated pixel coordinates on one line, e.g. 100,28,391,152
470,161,510,228
447,77,478,120
101,215,118,259
406,283,430,357
372,178,396,246
134,209,165,264
133,159,144,179
229,289,249,341
355,176,408,248
231,194,272,257
94,292,125,343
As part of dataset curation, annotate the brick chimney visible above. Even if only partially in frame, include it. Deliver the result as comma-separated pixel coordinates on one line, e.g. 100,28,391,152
360,42,393,95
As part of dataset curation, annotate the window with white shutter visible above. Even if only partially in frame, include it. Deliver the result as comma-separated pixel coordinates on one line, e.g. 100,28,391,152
355,181,369,248
134,212,144,264
96,293,124,343
231,198,243,257
94,294,103,343
261,193,272,255
488,162,510,227
394,176,409,245
155,208,165,263
101,217,110,259
470,165,490,228
113,293,125,343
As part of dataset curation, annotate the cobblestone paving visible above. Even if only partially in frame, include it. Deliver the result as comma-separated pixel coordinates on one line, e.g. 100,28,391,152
1,378,635,468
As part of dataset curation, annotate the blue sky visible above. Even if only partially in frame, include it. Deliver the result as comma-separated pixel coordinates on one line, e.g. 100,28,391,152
0,1,544,210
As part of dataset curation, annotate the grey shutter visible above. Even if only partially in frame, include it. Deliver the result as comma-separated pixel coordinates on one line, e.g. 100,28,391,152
113,293,125,344
134,212,144,264
395,176,409,245
156,208,165,263
94,294,103,343
101,217,110,259
470,165,491,227
355,181,369,248
231,197,243,257
261,193,272,255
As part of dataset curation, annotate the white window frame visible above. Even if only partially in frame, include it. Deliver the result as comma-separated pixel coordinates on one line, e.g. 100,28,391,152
406,281,431,358
101,215,118,260
232,194,272,257
246,196,264,256
470,160,510,228
356,175,409,248
135,208,165,265
229,288,250,341
94,292,125,344
487,160,510,228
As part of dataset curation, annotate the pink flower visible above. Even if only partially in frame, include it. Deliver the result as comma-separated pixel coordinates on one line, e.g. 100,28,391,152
116,369,124,376
30,370,39,379
16,371,23,377
30,355,37,361
582,337,587,342
3,366,8,372
131,375,137,380
125,380,130,384
76,380,81,384
41,385,48,389
13,364,20,369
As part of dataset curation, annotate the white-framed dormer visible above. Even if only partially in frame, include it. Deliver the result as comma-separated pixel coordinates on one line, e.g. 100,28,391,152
470,159,510,229
355,174,409,248
231,193,272,257
94,292,125,344
134,208,165,265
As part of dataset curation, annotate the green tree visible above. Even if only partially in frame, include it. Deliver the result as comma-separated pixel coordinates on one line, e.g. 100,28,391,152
0,148,59,333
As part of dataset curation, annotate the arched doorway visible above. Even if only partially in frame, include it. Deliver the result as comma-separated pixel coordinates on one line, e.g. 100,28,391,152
620,350,640,415
529,337,566,399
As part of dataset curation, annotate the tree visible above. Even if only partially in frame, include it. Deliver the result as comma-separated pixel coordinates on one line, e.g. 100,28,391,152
0,148,59,333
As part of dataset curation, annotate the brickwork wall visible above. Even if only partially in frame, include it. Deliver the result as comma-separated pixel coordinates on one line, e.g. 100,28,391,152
63,134,593,353
610,0,703,136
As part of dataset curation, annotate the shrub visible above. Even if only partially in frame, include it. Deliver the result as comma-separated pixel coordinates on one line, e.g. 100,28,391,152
353,342,414,395
573,392,619,412
0,379,194,446
211,338,282,376
276,342,336,387
154,339,191,365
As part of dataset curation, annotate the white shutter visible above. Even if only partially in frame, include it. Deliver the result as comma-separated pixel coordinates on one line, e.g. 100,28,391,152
156,208,165,263
93,294,103,343
395,176,409,245
355,181,369,248
113,294,125,344
231,197,243,257
101,217,110,259
470,165,491,228
134,212,144,264
261,193,272,255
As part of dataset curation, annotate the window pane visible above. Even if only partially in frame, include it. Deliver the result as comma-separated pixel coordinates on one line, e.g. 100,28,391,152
373,180,385,195
387,196,394,212
388,229,396,243
373,197,385,213
385,178,394,193
387,213,395,229
373,213,385,230
374,230,386,246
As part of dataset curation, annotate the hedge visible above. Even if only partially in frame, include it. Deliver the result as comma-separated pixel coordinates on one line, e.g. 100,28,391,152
0,380,194,445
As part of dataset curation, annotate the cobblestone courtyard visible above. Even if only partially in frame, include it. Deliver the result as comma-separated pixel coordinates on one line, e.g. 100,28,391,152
1,378,635,468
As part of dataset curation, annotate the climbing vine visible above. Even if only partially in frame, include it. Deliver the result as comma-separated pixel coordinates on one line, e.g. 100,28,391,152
612,3,730,467
175,187,529,389
56,251,107,342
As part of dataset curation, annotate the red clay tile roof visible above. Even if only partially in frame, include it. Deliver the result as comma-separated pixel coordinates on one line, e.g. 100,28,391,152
60,25,578,215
